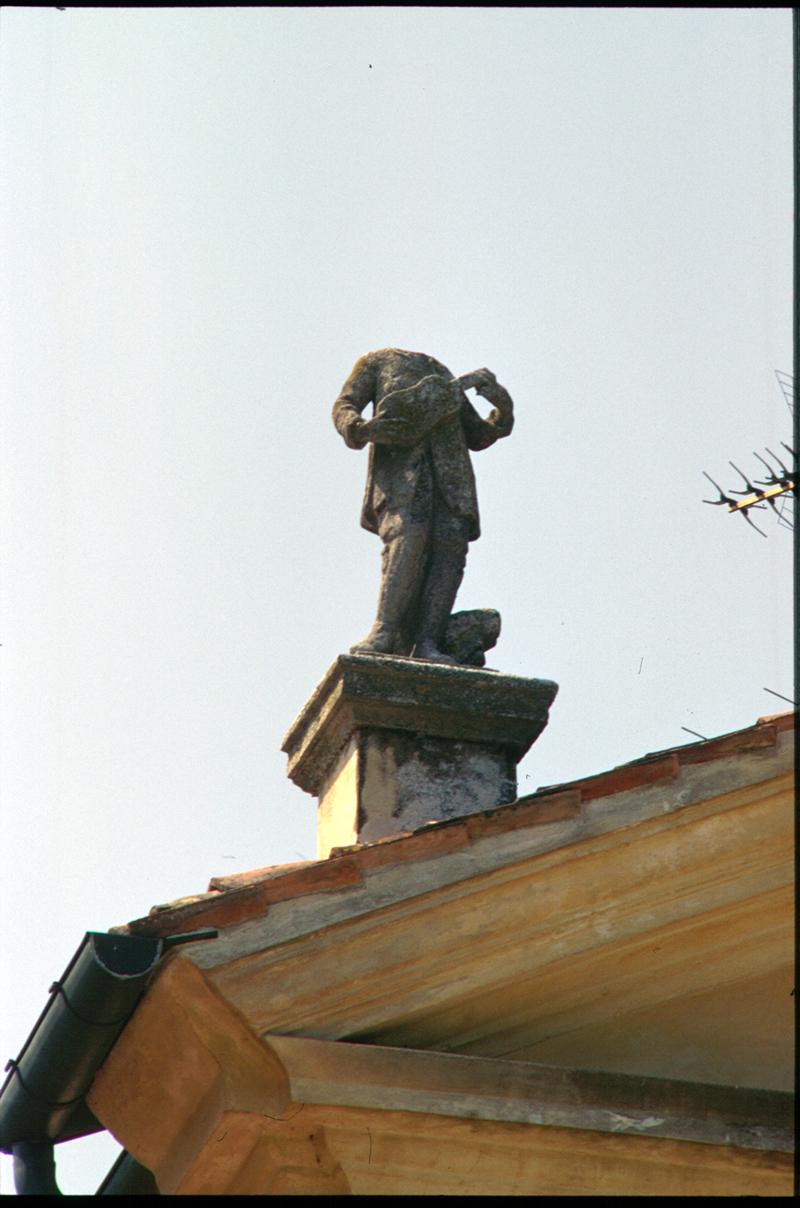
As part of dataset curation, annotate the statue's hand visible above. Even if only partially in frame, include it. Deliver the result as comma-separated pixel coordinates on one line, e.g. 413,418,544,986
459,368,513,428
457,367,497,394
359,416,416,446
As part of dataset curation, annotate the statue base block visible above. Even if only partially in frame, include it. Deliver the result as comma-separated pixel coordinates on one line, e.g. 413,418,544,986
282,654,558,858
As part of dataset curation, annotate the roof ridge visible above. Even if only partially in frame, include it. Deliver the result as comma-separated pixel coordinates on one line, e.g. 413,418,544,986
118,713,792,938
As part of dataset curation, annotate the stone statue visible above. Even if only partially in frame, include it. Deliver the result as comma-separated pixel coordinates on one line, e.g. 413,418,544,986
332,348,514,665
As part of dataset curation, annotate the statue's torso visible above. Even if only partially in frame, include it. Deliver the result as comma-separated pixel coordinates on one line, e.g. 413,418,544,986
369,348,454,408
361,349,478,537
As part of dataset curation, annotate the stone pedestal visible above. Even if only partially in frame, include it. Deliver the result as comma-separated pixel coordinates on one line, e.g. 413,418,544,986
282,655,558,858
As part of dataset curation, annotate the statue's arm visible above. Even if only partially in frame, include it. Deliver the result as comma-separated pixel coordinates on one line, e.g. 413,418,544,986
457,369,515,451
332,355,375,449
332,354,414,449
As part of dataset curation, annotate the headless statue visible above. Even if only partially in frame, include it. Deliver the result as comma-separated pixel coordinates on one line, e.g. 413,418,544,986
332,348,514,666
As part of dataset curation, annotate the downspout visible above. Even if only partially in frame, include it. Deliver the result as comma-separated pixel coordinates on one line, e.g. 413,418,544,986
96,1148,160,1196
12,1142,60,1195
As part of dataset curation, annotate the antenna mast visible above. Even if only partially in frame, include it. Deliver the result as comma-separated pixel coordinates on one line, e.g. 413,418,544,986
702,372,796,536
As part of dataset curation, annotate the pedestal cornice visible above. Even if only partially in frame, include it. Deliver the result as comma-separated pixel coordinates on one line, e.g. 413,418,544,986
282,654,558,797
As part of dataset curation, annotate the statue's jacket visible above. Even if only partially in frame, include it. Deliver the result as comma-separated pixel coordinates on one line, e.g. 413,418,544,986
332,348,502,542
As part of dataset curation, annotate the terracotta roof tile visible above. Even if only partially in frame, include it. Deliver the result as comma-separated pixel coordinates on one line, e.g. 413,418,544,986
208,859,315,893
466,789,581,840
355,820,471,870
127,853,364,938
677,723,778,765
569,754,680,803
134,883,273,937
757,711,795,731
256,854,363,902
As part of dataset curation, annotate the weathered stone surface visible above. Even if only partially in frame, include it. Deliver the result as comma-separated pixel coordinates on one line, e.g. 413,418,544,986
318,730,517,854
282,653,558,798
332,348,515,664
283,653,557,856
442,607,501,667
377,373,462,441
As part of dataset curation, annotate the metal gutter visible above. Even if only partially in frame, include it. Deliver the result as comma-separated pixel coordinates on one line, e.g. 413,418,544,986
0,928,216,1194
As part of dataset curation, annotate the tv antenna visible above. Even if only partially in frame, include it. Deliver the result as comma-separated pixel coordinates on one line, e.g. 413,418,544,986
702,372,796,536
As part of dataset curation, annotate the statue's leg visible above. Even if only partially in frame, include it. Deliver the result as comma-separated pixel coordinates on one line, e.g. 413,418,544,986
350,520,428,656
412,509,471,664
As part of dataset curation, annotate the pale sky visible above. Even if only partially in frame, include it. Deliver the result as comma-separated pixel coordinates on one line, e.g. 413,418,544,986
0,6,793,1194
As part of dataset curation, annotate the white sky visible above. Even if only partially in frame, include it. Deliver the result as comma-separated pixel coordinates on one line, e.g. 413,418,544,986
0,6,793,1194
